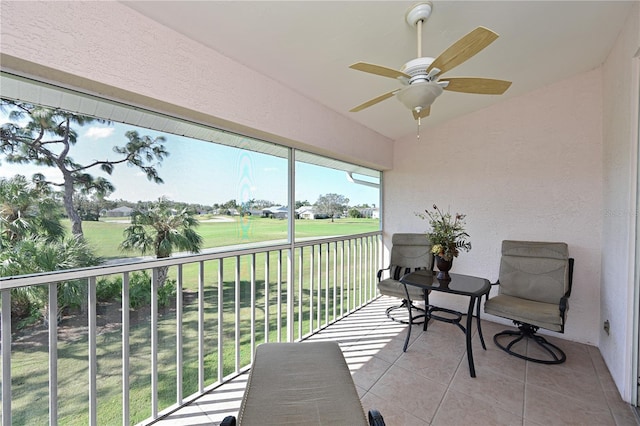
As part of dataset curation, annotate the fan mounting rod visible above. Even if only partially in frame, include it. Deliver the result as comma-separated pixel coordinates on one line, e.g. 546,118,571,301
405,2,432,58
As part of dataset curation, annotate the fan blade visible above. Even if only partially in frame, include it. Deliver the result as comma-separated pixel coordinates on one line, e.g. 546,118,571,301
443,77,512,94
350,90,398,112
350,62,410,80
427,27,499,76
412,106,431,120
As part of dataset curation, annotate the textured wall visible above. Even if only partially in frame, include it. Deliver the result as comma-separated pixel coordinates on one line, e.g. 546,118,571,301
601,2,640,402
0,1,393,170
386,68,603,346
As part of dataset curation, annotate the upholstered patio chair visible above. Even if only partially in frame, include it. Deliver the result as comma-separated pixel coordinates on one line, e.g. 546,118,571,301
377,233,433,323
484,240,574,364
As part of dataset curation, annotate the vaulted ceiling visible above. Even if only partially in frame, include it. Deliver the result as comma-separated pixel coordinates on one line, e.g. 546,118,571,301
123,1,635,140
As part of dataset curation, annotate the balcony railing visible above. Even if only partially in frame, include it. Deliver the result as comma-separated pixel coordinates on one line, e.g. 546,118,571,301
0,232,382,425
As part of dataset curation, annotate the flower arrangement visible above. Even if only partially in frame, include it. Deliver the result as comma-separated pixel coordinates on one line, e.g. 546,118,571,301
417,204,471,261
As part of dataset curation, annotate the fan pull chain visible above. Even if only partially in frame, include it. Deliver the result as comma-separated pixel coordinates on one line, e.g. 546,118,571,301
417,117,421,139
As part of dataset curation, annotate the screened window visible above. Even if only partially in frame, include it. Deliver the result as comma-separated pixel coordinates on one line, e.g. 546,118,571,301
0,71,381,264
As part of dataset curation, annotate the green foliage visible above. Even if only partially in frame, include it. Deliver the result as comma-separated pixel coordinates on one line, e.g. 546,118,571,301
98,271,176,309
348,208,363,218
314,193,349,221
0,235,101,324
417,204,471,261
120,197,203,259
97,276,122,302
0,174,64,245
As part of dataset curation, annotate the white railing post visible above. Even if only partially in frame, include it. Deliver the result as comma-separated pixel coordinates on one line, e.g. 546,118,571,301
48,282,58,425
235,256,241,371
286,247,294,343
175,266,183,404
1,289,11,426
198,261,205,391
298,247,303,340
309,245,314,334
333,241,338,321
324,243,329,326
276,250,282,342
264,254,270,343
217,260,224,383
316,245,321,328
151,268,159,418
122,272,130,425
250,253,256,359
88,276,97,426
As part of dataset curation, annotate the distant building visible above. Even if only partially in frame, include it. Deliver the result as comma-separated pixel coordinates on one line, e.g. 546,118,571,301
296,206,319,219
359,207,380,219
263,205,288,219
104,206,134,217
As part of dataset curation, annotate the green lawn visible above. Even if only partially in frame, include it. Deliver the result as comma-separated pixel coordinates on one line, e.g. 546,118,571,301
10,216,380,424
76,216,379,259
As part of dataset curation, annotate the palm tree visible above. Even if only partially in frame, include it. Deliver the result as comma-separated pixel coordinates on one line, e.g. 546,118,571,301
0,174,64,246
120,197,203,288
0,235,101,325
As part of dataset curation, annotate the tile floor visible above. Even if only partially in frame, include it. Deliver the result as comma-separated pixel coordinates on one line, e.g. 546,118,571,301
155,296,640,426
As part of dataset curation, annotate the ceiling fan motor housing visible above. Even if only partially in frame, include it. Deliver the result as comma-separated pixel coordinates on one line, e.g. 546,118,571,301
401,57,437,84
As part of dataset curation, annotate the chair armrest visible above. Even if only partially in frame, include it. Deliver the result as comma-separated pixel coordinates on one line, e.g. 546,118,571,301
220,416,236,426
559,295,569,315
368,409,386,426
377,267,390,281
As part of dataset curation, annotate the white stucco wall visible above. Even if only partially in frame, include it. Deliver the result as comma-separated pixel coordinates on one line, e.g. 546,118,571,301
0,1,393,171
601,2,640,402
386,68,603,346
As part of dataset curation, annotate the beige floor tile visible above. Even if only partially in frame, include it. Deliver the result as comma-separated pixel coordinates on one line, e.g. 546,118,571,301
361,391,430,426
432,388,524,426
526,361,608,410
469,338,528,382
368,364,448,422
351,354,392,391
524,383,616,425
395,334,465,385
450,360,525,416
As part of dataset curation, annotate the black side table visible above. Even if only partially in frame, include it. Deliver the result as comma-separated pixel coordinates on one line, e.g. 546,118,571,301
400,270,491,377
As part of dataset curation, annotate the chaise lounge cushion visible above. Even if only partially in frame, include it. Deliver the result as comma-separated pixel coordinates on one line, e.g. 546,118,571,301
237,341,369,425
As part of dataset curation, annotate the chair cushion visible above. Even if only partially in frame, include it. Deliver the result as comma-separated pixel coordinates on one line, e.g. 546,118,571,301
499,241,569,304
378,277,426,300
484,294,564,332
237,342,368,425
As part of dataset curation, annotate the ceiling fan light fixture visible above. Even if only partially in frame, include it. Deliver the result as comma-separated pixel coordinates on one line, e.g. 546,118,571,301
396,81,443,113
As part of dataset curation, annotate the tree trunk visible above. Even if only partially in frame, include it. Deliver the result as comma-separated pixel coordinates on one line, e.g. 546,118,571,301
157,265,169,289
62,172,83,237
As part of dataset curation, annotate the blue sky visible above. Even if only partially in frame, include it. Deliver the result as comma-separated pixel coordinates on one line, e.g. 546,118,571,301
0,118,380,207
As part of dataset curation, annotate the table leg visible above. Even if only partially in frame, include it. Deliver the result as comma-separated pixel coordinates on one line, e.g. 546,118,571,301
423,289,430,332
466,296,476,377
475,294,487,350
403,284,412,352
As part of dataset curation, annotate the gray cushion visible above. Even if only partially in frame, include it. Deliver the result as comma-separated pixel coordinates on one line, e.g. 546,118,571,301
485,294,565,332
486,240,570,332
378,233,432,301
499,240,569,304
237,342,368,425
378,276,426,300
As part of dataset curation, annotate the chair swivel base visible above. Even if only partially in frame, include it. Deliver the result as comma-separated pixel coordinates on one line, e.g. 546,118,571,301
385,299,425,325
494,323,566,364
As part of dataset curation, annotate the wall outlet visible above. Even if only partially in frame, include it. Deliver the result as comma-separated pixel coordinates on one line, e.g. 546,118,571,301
604,320,610,335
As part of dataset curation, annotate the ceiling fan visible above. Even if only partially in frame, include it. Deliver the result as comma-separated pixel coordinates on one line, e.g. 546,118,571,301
349,2,512,124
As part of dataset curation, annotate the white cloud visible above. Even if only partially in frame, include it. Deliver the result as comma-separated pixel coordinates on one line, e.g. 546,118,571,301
85,127,115,139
